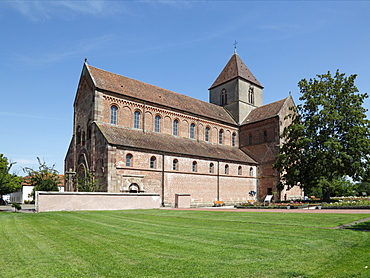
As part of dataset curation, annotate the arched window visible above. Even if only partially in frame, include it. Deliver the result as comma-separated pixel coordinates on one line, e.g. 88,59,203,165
249,86,254,105
192,161,197,172
263,130,268,142
110,106,118,125
173,119,179,136
232,132,236,147
155,115,161,133
205,127,210,142
250,167,254,176
173,159,179,171
150,156,157,169
221,88,227,106
209,163,214,173
238,166,242,175
219,129,224,145
190,123,195,139
76,126,81,145
134,111,141,129
82,131,86,146
224,164,229,175
87,120,92,140
126,154,133,167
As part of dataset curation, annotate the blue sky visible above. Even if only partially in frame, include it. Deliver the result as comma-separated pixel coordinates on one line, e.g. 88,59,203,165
1,0,370,175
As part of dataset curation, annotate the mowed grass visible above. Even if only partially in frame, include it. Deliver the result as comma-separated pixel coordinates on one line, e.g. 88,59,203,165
1,210,370,278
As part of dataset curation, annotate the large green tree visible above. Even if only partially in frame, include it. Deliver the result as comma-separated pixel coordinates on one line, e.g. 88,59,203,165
274,70,370,202
0,154,22,199
23,158,61,199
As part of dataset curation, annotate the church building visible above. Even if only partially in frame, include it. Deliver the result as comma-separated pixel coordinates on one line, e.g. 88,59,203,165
64,53,303,206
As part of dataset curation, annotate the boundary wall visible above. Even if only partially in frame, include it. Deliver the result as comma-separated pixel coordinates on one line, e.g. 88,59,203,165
35,191,161,213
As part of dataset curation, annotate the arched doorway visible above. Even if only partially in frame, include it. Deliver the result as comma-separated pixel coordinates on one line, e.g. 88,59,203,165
129,183,140,193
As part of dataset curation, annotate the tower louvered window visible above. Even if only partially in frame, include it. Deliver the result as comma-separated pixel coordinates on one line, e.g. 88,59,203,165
221,89,227,106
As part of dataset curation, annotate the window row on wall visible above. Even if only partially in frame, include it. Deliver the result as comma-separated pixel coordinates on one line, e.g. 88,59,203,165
125,153,255,177
110,105,238,146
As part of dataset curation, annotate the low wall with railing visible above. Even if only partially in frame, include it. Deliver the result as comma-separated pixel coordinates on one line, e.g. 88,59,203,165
35,191,161,213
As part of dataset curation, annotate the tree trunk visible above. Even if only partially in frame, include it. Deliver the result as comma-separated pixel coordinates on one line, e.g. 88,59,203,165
322,190,331,203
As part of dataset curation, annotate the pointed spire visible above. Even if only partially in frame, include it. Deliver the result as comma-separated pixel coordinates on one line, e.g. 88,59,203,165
209,54,263,89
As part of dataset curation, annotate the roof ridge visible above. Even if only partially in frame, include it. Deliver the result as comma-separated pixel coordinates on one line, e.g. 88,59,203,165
241,97,289,125
87,64,237,125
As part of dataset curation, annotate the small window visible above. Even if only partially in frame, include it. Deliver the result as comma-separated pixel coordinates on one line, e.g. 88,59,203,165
221,88,227,106
155,116,161,133
87,120,92,140
82,131,86,146
238,166,242,175
150,156,157,169
134,111,141,129
219,129,224,145
248,134,252,145
190,123,195,139
250,167,254,176
173,120,179,136
76,126,81,145
224,164,229,175
205,127,210,142
110,106,118,125
173,159,179,171
232,132,236,147
192,161,197,172
209,163,214,173
249,86,254,105
263,130,267,142
126,154,133,167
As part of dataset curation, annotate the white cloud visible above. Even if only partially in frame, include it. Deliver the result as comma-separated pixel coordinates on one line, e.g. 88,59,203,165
13,34,114,66
6,0,122,21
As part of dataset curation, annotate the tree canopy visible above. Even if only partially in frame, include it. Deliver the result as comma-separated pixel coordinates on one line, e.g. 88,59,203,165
274,70,370,202
75,169,104,192
23,158,61,199
0,154,22,198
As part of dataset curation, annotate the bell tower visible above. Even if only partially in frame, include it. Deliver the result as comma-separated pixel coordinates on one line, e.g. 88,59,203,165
209,53,263,124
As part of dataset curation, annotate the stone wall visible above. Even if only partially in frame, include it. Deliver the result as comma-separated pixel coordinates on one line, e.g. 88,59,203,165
35,191,161,213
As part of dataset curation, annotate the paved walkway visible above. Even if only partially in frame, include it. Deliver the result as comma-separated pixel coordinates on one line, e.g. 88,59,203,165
172,206,370,214
0,204,35,213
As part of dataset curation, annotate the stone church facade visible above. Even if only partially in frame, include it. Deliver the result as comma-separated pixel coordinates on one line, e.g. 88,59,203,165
65,53,303,206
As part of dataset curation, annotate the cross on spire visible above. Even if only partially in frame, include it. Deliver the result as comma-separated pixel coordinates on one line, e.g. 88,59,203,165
233,40,238,54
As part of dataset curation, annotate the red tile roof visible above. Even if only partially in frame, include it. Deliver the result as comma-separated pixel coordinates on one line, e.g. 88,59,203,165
87,64,236,125
241,97,289,125
210,54,263,89
96,123,256,164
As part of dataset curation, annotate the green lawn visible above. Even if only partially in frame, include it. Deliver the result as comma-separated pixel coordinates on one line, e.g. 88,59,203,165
1,210,370,278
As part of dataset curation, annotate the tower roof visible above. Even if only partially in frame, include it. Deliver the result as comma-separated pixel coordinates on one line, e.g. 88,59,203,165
209,53,263,89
